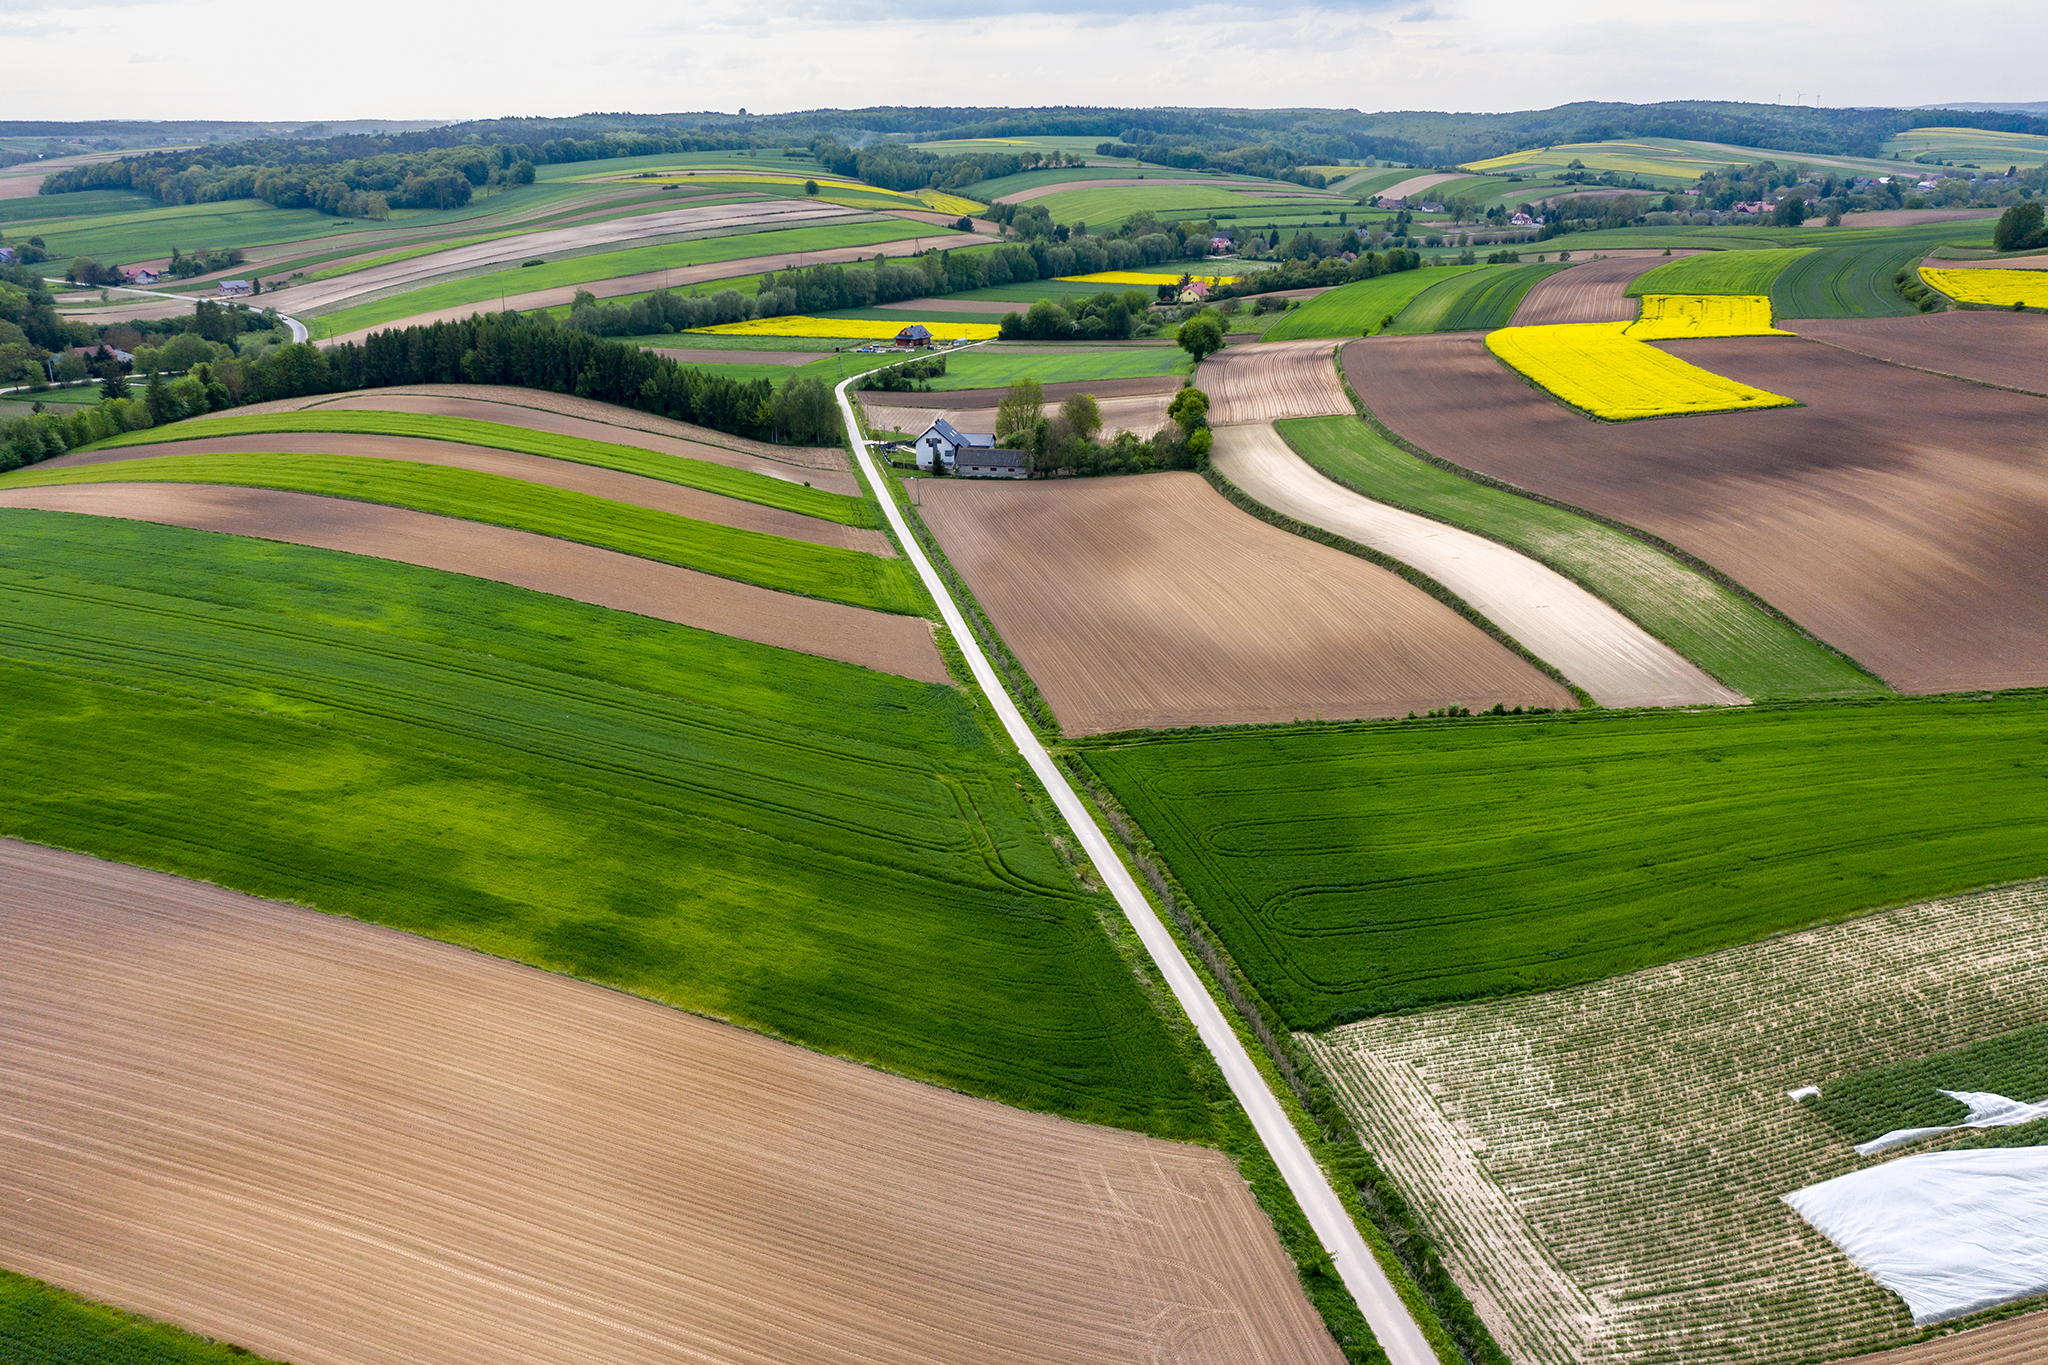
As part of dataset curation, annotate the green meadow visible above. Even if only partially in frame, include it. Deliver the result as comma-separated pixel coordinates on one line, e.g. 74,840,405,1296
1264,266,1487,339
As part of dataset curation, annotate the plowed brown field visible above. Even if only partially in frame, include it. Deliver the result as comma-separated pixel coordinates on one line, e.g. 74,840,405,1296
866,394,1173,441
44,433,893,555
915,472,1570,733
0,484,946,680
1790,311,2048,396
1834,1312,2048,1364
205,385,859,490
0,839,1342,1365
1509,254,1693,326
1196,340,1351,425
1343,333,2048,693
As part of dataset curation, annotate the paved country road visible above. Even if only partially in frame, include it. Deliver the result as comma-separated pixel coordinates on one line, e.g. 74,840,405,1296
834,359,1440,1365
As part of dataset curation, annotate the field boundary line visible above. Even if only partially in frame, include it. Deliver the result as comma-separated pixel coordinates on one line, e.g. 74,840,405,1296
1332,348,1888,693
834,365,1440,1365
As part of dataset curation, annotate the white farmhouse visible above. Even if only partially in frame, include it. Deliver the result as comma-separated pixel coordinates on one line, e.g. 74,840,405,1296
914,417,995,472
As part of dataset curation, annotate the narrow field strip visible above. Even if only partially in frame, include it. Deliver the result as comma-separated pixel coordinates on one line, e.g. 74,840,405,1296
2,454,923,614
1623,293,1792,340
693,317,1002,340
1211,423,1743,708
1487,321,1797,419
92,410,872,525
0,840,1337,1365
1195,340,1352,425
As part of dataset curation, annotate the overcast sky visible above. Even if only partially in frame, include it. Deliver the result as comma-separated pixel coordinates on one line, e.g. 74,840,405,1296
5,0,2044,122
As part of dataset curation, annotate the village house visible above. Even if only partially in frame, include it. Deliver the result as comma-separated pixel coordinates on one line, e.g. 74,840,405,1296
218,279,253,296
914,417,994,472
894,323,933,349
1510,211,1536,226
1209,234,1233,253
1178,279,1210,304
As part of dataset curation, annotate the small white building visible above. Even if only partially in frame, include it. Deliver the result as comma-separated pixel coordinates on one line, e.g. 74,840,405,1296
955,447,1029,479
124,267,161,285
914,417,995,472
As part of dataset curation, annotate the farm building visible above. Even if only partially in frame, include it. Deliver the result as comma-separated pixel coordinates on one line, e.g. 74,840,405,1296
123,267,160,285
1510,211,1536,226
1179,280,1211,303
0,247,15,264
954,447,1030,479
66,344,134,366
219,280,253,295
915,417,995,472
894,323,934,349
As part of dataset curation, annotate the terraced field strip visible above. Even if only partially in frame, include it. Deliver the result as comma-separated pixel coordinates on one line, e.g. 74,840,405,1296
912,473,1568,734
1625,247,1814,296
1,840,1337,1365
0,508,1201,1130
1279,410,1876,700
99,410,871,523
1307,877,2048,1364
1211,423,1742,708
1081,696,2048,1028
1195,339,1351,425
1,454,921,614
1263,267,1485,340
868,393,1173,442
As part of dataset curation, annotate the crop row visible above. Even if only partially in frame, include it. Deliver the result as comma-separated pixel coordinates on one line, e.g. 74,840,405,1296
1804,1022,2048,1141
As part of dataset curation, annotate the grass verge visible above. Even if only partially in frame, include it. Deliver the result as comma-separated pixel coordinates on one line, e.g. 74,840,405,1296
0,1268,286,1365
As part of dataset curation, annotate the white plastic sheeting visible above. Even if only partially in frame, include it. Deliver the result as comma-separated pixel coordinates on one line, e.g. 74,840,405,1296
1856,1090,2048,1155
1783,1146,2048,1323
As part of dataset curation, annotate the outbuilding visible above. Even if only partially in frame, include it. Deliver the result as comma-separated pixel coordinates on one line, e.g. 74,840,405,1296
955,447,1029,479
914,417,995,472
219,280,253,295
123,267,160,285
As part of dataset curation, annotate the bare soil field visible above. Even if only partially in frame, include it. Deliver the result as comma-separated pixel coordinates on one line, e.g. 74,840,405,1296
915,472,1570,733
1343,333,2048,693
0,484,944,680
1196,339,1351,425
1307,879,2048,1365
1509,254,1696,326
1210,423,1741,707
1928,252,2048,270
861,377,1183,407
866,394,1174,441
210,386,859,490
0,839,1340,1365
1850,208,2003,226
41,433,893,556
1836,1312,2048,1364
1790,311,2048,396
1375,172,1467,204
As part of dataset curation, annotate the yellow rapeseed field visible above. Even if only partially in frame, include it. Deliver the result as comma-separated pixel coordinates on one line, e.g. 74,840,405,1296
1058,271,1242,286
1625,294,1791,339
689,316,1003,340
1920,267,2048,308
916,190,989,216
1487,321,1797,421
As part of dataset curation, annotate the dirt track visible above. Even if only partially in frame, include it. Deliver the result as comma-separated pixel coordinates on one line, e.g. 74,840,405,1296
41,433,893,556
207,386,859,491
1196,340,1351,425
915,472,1570,733
1790,311,2048,396
1210,423,1742,708
1510,255,1689,326
1344,333,2048,693
0,839,1340,1365
1834,1312,2048,1364
0,485,944,680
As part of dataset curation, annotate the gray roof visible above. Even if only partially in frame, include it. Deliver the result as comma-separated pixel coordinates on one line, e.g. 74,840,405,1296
960,448,1028,468
925,417,996,448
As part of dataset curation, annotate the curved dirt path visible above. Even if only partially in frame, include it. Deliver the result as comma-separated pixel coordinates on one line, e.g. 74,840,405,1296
41,433,892,556
0,484,943,680
0,838,1339,1365
1508,253,1698,327
1196,339,1351,425
1210,423,1745,708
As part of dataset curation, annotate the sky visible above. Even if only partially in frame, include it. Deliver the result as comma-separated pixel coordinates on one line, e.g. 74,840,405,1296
4,0,2045,122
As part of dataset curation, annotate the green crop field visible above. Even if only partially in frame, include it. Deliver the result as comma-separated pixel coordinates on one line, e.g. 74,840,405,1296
1082,694,2048,1029
1,1268,285,1365
1626,247,1814,296
100,411,875,526
2,453,922,614
0,189,154,224
970,166,1213,201
1804,1021,2048,1144
20,198,382,264
1770,225,1983,318
1275,417,1881,700
0,512,1210,1136
917,345,1193,389
1027,183,1348,227
309,219,930,335
1264,266,1487,339
1384,262,1568,334
1881,125,2048,166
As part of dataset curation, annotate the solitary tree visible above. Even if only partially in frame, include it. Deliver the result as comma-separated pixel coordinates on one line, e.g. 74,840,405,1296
1178,313,1225,364
804,180,820,196
1994,202,2046,253
1060,392,1101,444
1167,384,1210,433
995,378,1045,442
1773,194,1808,227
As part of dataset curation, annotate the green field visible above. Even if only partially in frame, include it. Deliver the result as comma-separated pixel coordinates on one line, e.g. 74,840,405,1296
0,188,155,223
1263,266,1487,339
970,166,1211,201
917,345,1193,390
310,219,929,335
1028,183,1349,228
99,411,874,526
1,453,921,614
1880,125,2048,166
1082,693,2048,1029
1627,247,1814,296
1770,227,1975,318
1,1268,284,1365
1384,262,1568,334
1804,1021,2048,1143
1275,417,1881,700
0,511,1211,1135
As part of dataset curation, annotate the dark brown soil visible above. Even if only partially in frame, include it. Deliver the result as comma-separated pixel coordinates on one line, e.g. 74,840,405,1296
1790,311,2048,396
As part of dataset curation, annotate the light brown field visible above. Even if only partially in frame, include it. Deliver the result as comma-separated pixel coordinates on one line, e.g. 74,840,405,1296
914,472,1570,734
1835,1312,2048,1364
865,394,1174,440
206,385,860,490
1790,310,2048,396
862,376,1183,407
0,484,945,680
1344,332,2048,693
1850,208,2003,226
1927,252,2048,270
1196,339,1351,425
0,839,1342,1365
1509,254,1695,326
40,432,893,556
1374,172,1468,204
994,175,1212,204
